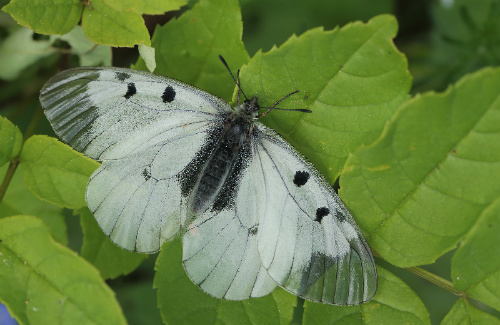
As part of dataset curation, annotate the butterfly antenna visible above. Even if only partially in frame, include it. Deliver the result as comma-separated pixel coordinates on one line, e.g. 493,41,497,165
219,55,248,100
259,90,312,118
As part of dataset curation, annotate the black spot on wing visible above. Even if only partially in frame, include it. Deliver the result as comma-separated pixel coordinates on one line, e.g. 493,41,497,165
315,207,330,223
115,72,131,81
293,170,310,187
124,83,136,99
162,86,176,103
335,209,346,222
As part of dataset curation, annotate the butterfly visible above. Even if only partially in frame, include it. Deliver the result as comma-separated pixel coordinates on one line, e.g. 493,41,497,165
39,56,377,305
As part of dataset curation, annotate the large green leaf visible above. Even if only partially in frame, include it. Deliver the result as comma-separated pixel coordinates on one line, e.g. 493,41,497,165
133,0,250,101
441,298,500,325
0,216,126,325
81,0,150,47
0,164,67,245
105,0,186,15
20,135,99,209
241,14,411,181
342,67,500,268
2,0,82,35
452,198,500,312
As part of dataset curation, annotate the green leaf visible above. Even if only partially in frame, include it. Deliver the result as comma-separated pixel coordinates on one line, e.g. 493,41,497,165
133,0,250,101
0,116,22,166
79,208,146,280
241,14,411,181
154,239,296,325
52,25,112,66
20,135,99,209
2,0,82,35
105,0,186,15
342,67,500,267
0,164,67,245
452,198,500,312
303,267,430,325
81,0,150,47
441,298,500,325
0,28,55,80
0,215,126,325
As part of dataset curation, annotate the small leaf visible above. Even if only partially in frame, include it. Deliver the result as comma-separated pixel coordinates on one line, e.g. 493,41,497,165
133,0,250,101
81,0,150,47
138,43,156,72
2,0,82,35
0,215,126,325
452,198,500,312
303,266,430,325
0,164,67,245
79,208,146,279
0,116,22,166
105,0,186,15
20,135,99,209
441,298,500,325
154,239,296,325
241,14,412,181
342,67,500,267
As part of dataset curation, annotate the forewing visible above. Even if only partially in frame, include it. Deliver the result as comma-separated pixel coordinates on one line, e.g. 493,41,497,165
252,124,377,305
39,67,230,160
182,149,277,300
40,67,230,253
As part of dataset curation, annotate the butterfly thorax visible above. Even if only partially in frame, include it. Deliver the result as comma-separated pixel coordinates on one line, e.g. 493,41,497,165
186,101,256,217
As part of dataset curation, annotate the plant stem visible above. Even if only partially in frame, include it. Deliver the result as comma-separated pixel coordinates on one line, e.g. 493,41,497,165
406,266,463,297
0,159,20,203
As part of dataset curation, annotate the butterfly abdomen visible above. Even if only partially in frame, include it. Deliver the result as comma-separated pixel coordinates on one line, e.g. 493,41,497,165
188,115,252,215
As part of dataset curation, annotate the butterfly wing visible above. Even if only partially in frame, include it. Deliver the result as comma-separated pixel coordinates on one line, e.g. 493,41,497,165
251,123,377,305
40,67,230,252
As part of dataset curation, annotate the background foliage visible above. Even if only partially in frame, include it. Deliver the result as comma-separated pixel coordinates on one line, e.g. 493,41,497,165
1,0,499,324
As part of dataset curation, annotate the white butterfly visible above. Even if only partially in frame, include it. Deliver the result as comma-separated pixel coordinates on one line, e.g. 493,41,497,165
39,58,377,305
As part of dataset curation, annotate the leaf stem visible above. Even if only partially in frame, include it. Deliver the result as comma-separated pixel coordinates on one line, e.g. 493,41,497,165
0,159,20,203
406,266,463,296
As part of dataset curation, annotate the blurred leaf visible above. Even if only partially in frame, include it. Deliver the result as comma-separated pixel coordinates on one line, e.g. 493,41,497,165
241,0,395,55
241,14,411,181
81,0,150,47
342,67,500,267
0,116,22,166
441,298,500,325
105,0,186,15
79,208,146,280
133,0,250,101
154,239,296,325
20,135,99,209
452,198,500,312
303,267,430,325
0,164,67,245
0,215,126,325
2,0,82,35
52,25,112,66
0,28,54,80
